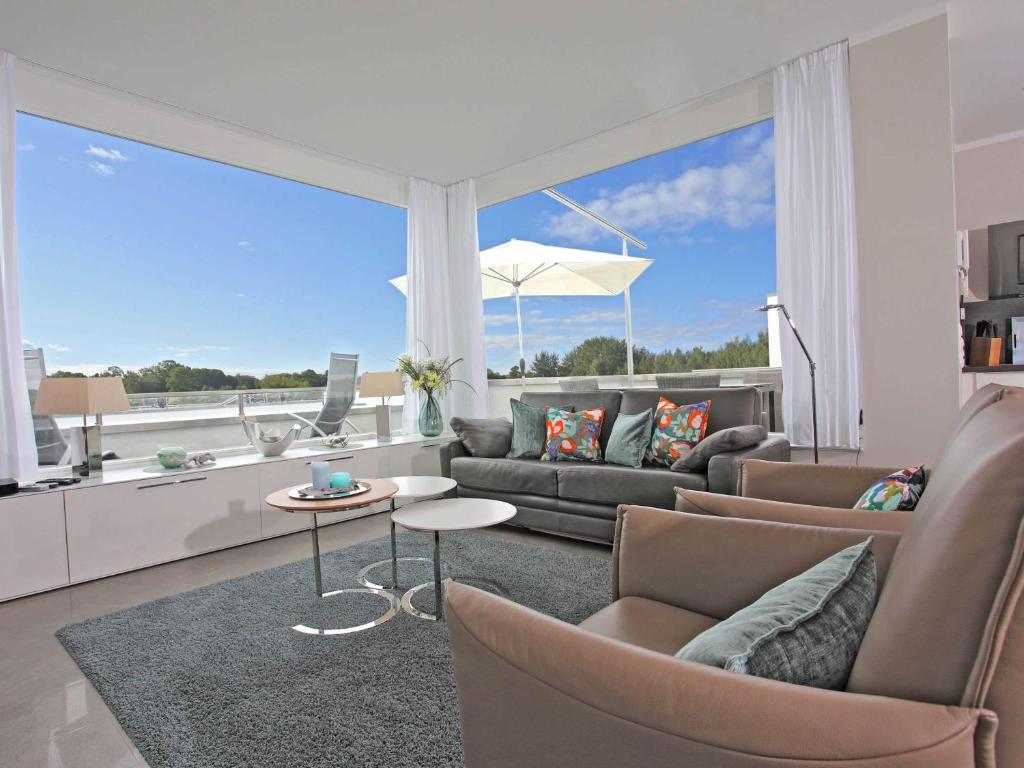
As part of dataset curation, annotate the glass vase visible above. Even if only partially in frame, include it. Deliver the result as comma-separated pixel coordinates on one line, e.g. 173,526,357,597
418,392,443,437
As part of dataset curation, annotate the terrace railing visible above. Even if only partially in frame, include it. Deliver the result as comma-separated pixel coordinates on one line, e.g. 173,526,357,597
126,386,327,417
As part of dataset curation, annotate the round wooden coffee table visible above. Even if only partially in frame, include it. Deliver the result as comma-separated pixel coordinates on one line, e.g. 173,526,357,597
265,478,399,636
391,497,516,621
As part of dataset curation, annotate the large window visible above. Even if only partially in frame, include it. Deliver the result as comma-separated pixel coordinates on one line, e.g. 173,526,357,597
17,114,407,463
477,119,776,380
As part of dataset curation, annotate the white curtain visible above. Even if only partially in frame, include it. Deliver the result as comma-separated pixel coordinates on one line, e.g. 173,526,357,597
774,41,860,450
402,177,488,433
0,52,37,480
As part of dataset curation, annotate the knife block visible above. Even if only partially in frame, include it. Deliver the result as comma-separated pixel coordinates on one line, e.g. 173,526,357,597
970,336,1003,367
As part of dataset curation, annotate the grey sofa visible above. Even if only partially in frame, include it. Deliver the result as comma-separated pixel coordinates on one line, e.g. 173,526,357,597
440,387,790,543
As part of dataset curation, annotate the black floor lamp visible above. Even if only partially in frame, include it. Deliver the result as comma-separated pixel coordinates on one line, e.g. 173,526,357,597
757,303,819,463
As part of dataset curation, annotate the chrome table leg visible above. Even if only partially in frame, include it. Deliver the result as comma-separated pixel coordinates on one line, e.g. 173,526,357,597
310,512,323,597
390,498,398,591
433,530,443,620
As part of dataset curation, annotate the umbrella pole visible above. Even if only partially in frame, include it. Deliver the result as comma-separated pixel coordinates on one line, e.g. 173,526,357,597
623,239,635,387
514,282,526,385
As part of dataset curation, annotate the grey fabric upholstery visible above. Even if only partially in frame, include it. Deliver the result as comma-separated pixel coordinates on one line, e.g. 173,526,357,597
620,387,761,433
557,463,706,508
521,390,622,454
672,424,767,472
450,456,558,497
441,386,790,544
450,416,513,458
707,435,792,494
677,539,877,690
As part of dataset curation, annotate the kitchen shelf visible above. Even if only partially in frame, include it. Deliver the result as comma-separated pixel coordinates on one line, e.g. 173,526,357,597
962,364,1024,373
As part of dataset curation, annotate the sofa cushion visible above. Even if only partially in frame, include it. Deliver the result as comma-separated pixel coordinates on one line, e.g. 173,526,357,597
541,407,606,462
621,387,760,434
678,538,877,690
508,399,548,459
604,408,653,468
647,397,711,466
521,390,622,454
671,424,767,472
451,456,558,497
556,463,705,508
852,466,926,511
450,416,513,458
581,596,719,655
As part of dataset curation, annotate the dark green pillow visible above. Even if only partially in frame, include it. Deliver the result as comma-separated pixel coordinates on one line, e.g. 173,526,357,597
604,409,653,468
676,538,876,690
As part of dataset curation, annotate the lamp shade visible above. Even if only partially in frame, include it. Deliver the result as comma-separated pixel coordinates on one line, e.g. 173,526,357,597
359,371,404,398
33,377,130,416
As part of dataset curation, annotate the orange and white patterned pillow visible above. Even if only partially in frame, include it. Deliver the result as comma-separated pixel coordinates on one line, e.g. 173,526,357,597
646,396,711,466
541,407,606,462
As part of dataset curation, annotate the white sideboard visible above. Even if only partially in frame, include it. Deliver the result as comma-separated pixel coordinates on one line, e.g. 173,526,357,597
0,434,450,602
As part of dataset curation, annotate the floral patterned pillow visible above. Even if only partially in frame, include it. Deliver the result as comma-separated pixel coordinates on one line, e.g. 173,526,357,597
853,466,926,511
646,397,711,467
541,407,606,462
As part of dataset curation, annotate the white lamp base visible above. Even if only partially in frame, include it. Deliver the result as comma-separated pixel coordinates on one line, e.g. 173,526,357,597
375,404,392,442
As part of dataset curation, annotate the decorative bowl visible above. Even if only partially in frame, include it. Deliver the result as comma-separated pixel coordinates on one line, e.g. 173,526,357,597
156,446,188,469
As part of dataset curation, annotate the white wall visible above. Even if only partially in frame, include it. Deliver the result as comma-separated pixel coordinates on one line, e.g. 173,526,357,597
955,135,1024,232
849,15,961,466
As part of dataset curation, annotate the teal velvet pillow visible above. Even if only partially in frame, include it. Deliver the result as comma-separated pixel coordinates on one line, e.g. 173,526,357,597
604,409,653,468
507,399,547,459
676,538,876,690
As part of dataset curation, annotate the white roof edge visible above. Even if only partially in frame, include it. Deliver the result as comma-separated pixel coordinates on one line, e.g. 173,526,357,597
15,59,410,207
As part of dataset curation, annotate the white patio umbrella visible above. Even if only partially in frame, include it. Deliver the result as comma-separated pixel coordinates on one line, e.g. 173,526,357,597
390,238,653,380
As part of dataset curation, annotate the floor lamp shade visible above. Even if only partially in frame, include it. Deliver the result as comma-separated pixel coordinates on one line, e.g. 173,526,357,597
360,372,404,441
32,377,130,476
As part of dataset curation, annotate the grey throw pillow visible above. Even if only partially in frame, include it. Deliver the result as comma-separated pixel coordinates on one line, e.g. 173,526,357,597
671,424,766,473
509,399,575,459
676,538,876,690
604,409,653,468
450,416,513,458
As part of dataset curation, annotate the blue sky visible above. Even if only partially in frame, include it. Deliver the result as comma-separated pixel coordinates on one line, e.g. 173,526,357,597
15,114,775,377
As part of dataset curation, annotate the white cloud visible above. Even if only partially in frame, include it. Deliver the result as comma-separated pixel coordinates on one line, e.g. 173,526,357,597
546,136,774,244
484,313,518,326
88,161,114,176
21,338,36,349
238,240,255,252
46,343,71,353
86,145,128,162
17,143,34,153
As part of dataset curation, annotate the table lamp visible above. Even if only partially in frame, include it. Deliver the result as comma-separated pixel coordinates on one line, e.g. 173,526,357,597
33,377,130,477
360,371,404,442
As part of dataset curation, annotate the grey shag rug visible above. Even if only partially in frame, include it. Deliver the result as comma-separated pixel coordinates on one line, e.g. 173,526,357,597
57,530,612,768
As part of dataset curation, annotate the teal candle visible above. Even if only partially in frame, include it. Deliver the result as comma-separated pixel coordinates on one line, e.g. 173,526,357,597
330,471,352,488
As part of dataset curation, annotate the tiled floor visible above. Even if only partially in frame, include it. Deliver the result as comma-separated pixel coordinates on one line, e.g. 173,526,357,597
0,513,602,768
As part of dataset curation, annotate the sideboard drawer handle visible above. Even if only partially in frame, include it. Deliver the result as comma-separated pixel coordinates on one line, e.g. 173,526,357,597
421,443,441,448
305,455,353,465
137,476,208,490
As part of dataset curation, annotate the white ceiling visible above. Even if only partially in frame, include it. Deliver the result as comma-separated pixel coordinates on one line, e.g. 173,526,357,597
949,0,1024,147
0,0,944,185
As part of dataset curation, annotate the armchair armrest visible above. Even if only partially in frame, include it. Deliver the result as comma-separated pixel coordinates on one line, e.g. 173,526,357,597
447,581,996,768
439,439,468,478
612,505,901,618
738,458,906,507
706,435,791,494
675,489,911,533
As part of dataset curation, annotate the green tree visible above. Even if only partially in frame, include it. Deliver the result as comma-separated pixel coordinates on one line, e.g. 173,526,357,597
51,370,86,378
529,351,562,378
560,336,627,376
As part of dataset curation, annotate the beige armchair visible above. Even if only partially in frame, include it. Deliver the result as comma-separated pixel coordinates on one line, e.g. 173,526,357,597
447,384,1024,767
